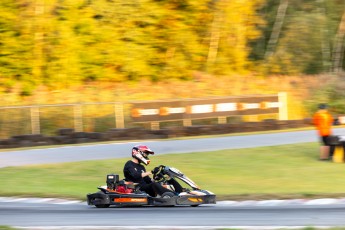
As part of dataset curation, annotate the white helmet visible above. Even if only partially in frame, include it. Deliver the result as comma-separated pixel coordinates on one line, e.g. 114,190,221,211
131,145,154,165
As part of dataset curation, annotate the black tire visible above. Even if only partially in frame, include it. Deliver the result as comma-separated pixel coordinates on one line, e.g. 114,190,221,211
191,204,200,207
95,204,110,208
161,192,175,199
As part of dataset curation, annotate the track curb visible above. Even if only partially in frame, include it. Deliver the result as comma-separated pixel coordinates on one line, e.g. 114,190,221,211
2,196,345,206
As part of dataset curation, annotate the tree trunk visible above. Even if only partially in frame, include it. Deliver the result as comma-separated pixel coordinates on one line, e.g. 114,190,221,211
207,11,222,66
32,1,45,80
264,0,289,59
318,0,331,72
332,11,345,73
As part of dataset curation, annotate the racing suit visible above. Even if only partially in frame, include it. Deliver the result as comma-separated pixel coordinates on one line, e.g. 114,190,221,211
123,160,182,197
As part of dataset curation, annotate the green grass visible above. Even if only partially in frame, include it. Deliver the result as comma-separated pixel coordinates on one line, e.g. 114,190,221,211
0,227,18,230
1,142,345,201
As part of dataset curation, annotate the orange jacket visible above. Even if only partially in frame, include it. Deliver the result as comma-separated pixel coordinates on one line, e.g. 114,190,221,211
312,110,333,136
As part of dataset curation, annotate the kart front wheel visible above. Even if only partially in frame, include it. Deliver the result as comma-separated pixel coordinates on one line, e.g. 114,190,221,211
95,204,110,208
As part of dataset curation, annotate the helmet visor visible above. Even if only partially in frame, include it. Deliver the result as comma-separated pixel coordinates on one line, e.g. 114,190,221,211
141,151,149,158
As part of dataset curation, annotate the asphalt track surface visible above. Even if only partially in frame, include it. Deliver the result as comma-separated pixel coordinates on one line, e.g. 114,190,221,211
3,199,345,229
2,128,345,229
1,128,345,168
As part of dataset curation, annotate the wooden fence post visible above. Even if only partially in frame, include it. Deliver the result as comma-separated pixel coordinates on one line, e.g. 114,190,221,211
115,103,125,129
30,106,40,134
278,92,288,120
74,104,83,132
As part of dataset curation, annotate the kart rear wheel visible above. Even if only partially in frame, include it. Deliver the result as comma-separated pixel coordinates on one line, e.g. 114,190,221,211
95,204,110,208
161,192,175,199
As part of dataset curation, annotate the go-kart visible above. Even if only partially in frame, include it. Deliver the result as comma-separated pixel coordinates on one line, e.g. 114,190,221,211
87,165,216,208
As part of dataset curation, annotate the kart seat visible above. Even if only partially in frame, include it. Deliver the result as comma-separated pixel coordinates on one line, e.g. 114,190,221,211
118,180,138,189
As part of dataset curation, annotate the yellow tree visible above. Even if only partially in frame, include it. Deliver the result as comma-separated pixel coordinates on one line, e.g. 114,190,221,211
207,0,264,74
44,0,90,88
0,0,36,95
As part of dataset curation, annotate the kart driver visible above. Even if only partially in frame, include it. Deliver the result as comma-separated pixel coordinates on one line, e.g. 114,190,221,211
123,145,183,197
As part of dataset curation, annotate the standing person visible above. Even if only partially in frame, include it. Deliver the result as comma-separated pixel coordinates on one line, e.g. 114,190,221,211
123,145,183,197
312,103,334,160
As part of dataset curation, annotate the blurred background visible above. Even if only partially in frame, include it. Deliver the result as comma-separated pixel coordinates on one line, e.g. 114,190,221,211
1,0,345,138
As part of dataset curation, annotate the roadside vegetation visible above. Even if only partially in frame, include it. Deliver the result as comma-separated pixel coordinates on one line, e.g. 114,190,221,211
2,1,345,140
1,142,345,201
1,1,345,94
1,0,345,121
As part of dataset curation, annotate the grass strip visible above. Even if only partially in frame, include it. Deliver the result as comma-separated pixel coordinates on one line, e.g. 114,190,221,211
1,142,345,201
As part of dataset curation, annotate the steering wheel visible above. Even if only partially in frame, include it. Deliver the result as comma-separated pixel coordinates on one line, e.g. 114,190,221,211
152,165,165,181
